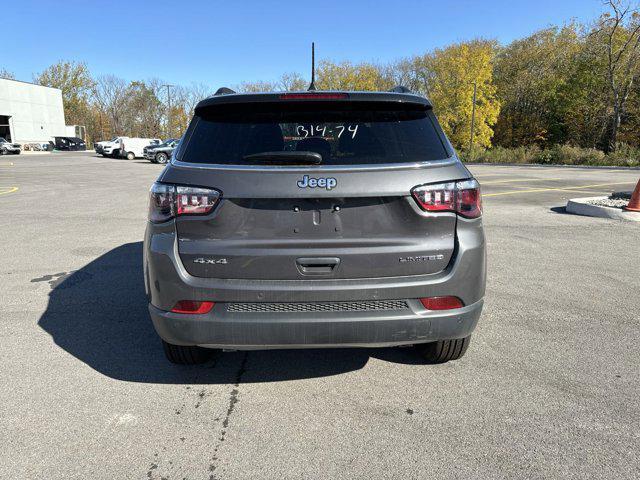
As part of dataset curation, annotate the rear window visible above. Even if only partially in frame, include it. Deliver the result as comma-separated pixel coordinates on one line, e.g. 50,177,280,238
179,104,449,165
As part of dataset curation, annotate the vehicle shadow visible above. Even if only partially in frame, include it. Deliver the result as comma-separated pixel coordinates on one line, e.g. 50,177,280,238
37,242,423,384
550,206,567,214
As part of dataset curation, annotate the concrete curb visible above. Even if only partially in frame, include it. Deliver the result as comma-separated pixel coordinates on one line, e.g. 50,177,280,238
15,150,90,156
566,196,640,222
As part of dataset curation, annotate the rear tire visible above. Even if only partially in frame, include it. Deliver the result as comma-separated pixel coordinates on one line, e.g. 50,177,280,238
416,336,471,363
161,340,215,365
156,152,168,164
126,151,135,160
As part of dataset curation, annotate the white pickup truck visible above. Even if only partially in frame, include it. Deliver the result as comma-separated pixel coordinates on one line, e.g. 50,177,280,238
101,137,160,159
97,137,128,157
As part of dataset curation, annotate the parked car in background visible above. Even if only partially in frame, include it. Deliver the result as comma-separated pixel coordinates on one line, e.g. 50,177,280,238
144,138,180,163
95,137,120,155
0,137,21,155
120,137,161,160
100,137,160,159
54,136,86,151
101,137,129,157
69,137,86,150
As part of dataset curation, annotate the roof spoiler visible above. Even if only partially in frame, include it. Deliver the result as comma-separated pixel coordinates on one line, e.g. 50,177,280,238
389,85,412,93
195,90,432,113
214,87,236,96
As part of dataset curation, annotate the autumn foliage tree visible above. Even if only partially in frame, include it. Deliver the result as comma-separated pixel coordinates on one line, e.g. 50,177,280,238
316,60,392,91
422,40,500,150
493,25,584,148
34,61,95,127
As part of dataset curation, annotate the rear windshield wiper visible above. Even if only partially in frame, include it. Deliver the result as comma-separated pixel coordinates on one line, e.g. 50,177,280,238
242,151,323,165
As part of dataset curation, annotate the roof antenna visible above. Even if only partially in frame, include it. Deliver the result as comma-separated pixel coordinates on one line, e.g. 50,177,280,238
308,42,317,91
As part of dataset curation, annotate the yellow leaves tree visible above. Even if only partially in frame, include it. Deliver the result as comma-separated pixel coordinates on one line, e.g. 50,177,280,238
316,60,393,91
424,40,500,151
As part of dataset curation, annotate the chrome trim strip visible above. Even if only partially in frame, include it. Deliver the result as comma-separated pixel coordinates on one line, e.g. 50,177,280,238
170,156,460,172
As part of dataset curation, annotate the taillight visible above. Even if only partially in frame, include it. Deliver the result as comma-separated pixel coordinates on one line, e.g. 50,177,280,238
171,300,215,314
149,183,175,223
455,179,482,218
420,296,464,310
411,179,482,218
148,183,221,223
176,186,220,215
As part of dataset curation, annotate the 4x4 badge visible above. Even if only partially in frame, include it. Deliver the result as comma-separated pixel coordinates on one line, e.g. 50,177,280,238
297,175,337,190
193,257,228,265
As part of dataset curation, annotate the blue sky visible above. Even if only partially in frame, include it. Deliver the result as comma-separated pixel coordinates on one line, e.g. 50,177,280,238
8,0,604,88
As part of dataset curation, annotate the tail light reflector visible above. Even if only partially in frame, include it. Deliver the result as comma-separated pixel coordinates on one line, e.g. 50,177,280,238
149,183,221,223
420,296,464,310
411,179,482,218
171,301,215,314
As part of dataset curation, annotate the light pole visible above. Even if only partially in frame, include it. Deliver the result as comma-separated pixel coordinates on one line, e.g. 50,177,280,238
162,84,175,138
469,81,477,158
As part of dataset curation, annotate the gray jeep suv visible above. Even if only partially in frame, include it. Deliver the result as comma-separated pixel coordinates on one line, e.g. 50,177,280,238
144,88,486,365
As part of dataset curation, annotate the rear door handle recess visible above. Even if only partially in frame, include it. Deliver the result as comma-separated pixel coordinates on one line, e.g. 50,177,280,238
296,257,340,276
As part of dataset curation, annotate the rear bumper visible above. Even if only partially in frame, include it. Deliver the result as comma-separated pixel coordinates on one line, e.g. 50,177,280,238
144,217,486,348
149,299,483,349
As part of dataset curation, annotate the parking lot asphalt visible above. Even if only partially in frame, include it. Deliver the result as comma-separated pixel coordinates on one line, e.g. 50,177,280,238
1,152,639,479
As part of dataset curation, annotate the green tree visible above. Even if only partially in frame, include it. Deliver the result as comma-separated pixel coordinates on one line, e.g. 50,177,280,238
122,81,163,138
34,61,95,126
493,25,584,148
558,30,610,149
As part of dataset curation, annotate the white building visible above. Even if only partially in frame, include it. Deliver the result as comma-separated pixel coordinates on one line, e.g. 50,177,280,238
0,78,67,143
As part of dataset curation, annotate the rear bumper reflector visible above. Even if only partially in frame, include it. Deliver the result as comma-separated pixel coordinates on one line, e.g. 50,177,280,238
171,301,215,314
419,296,464,310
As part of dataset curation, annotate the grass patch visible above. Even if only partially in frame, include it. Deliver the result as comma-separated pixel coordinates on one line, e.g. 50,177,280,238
463,144,640,167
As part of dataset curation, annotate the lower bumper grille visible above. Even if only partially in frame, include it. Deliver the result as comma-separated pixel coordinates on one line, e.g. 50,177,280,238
226,300,410,313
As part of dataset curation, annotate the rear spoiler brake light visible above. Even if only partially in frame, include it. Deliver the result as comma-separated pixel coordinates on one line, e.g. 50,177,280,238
279,93,349,100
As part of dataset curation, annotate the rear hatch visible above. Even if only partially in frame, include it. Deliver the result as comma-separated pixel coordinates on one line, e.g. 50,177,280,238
160,93,470,280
